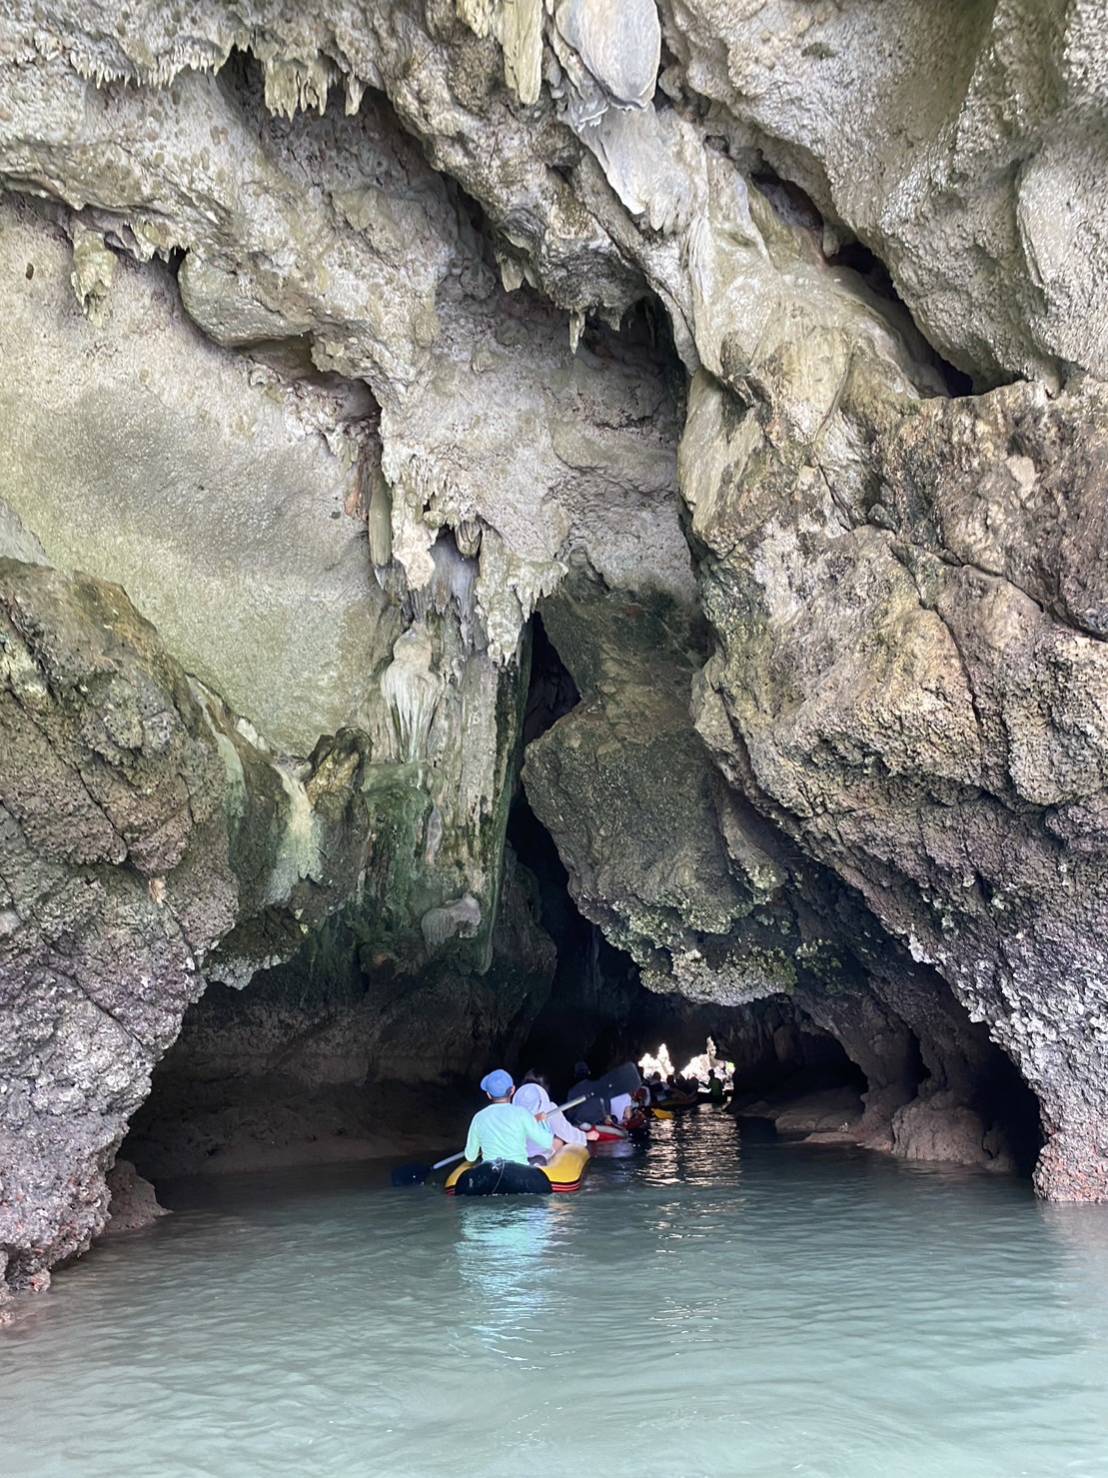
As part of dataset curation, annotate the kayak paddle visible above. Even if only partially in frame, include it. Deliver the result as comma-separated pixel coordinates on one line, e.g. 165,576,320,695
390,1096,588,1187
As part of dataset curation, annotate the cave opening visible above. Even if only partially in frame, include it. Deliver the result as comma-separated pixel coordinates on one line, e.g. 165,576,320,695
114,413,1045,1210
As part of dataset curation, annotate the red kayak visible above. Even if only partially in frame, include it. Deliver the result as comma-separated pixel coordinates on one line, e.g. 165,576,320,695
587,1123,630,1144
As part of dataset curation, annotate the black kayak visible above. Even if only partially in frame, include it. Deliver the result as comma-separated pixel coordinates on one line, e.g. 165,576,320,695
451,1161,552,1196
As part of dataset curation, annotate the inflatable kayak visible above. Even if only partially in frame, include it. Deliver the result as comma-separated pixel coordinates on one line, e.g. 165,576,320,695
445,1144,590,1196
589,1123,630,1144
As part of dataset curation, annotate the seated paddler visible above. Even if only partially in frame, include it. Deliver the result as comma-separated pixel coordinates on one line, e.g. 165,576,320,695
454,1069,556,1195
512,1081,598,1163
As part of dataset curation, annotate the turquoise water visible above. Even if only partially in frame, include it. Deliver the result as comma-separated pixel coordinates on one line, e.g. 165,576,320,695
5,1111,1108,1477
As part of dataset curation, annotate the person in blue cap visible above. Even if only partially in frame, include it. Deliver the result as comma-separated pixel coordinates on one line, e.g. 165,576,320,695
463,1069,555,1171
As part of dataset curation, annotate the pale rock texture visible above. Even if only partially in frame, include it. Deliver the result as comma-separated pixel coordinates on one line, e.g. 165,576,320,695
660,0,1108,385
525,570,800,1005
102,1160,167,1235
0,197,393,754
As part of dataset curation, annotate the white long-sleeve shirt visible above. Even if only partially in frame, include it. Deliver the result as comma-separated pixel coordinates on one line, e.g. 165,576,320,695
513,1083,587,1160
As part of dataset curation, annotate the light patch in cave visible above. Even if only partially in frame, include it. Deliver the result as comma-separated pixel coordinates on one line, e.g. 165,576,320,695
639,1039,733,1084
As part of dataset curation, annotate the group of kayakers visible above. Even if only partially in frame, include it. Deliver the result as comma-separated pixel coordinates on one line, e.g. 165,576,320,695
465,1070,600,1164
453,1068,600,1196
451,1058,737,1196
639,1066,731,1107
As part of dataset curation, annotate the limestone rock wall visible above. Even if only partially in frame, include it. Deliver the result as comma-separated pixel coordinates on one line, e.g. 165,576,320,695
661,0,1108,386
0,196,394,755
685,372,1108,1198
1,0,1107,1305
0,549,543,1296
0,560,238,1292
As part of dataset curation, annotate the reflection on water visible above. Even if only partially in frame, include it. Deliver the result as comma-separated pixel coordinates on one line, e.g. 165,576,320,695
455,1201,558,1355
6,1111,1108,1477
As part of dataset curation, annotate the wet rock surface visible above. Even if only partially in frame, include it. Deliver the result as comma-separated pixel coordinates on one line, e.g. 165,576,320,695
660,0,1108,386
102,1160,167,1235
1,0,1107,1301
0,562,235,1292
685,372,1108,1199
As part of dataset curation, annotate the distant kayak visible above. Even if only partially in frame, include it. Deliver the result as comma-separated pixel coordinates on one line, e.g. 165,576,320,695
444,1144,590,1196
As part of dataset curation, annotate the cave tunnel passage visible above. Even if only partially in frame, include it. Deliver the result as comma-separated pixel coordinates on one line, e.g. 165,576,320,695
121,830,1044,1191
653,1019,871,1132
507,781,873,1118
122,608,1043,1190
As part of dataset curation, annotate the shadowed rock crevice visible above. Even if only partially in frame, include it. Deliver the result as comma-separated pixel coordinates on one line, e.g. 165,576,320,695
750,165,979,398
523,613,580,748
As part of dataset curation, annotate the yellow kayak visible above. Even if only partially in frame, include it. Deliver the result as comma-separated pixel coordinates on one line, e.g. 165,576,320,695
445,1144,590,1195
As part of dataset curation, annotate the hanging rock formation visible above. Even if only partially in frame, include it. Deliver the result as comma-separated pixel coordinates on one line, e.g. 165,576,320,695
2,0,1108,1299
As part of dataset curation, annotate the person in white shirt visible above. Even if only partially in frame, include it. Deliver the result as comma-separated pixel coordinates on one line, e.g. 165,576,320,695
513,1081,598,1163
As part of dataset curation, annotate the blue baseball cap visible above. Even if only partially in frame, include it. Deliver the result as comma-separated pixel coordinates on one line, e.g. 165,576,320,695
480,1069,514,1098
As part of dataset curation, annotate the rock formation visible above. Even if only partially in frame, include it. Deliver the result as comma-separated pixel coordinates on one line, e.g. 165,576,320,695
102,1160,167,1236
1,0,1107,1299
